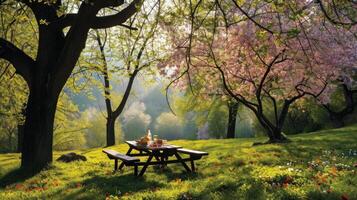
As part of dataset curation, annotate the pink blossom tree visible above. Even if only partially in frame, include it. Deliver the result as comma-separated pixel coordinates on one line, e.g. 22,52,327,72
161,3,357,142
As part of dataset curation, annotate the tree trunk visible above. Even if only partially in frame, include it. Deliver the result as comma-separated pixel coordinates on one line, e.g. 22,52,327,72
255,115,289,144
21,89,58,170
268,99,290,143
226,102,239,138
330,115,345,128
269,128,288,143
106,116,115,146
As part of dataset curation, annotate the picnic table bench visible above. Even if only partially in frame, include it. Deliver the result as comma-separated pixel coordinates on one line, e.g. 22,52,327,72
177,148,209,172
102,149,140,176
103,141,208,176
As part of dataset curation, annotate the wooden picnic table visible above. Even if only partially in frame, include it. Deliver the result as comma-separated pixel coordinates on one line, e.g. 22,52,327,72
103,141,208,176
120,141,190,176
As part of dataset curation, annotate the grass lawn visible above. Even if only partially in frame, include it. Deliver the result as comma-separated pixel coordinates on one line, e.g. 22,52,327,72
0,126,357,200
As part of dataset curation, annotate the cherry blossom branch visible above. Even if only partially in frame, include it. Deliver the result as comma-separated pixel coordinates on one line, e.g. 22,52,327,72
315,0,357,26
230,0,274,34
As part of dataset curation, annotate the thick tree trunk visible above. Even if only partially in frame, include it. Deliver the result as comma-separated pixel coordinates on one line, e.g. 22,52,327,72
255,114,289,144
267,100,290,143
269,129,288,143
226,102,239,138
106,116,115,146
21,89,58,170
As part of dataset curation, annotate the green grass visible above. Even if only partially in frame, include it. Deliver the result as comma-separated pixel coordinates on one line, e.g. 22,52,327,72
1,126,357,200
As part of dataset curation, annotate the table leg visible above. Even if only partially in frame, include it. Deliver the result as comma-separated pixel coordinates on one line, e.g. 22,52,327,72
114,159,118,171
174,152,191,172
119,147,132,170
139,154,154,176
134,165,138,176
190,159,195,172
154,155,161,162
159,155,166,169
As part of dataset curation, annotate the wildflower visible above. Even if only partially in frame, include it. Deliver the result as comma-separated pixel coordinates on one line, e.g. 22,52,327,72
284,176,293,184
341,194,349,200
15,184,24,190
330,167,338,177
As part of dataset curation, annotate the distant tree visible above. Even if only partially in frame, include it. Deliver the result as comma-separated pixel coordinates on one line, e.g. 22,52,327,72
226,100,239,138
79,107,123,148
0,66,27,152
207,103,227,139
0,68,87,151
250,98,322,135
88,0,162,146
53,93,87,150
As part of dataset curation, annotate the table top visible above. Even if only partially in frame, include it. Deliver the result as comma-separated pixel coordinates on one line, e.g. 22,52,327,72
126,141,182,151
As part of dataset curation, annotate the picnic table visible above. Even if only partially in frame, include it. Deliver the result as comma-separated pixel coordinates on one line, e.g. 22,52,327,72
103,141,208,176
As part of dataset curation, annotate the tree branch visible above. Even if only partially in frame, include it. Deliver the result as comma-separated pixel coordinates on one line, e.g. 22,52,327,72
231,0,274,34
316,0,357,26
112,69,139,117
0,38,34,86
50,14,77,29
90,0,143,29
92,0,125,9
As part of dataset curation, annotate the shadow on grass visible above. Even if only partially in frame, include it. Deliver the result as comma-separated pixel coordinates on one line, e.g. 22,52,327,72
163,170,200,182
55,174,165,199
275,129,357,163
0,167,40,188
306,190,346,200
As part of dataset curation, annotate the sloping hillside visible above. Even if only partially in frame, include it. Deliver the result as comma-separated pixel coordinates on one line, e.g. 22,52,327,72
1,126,357,200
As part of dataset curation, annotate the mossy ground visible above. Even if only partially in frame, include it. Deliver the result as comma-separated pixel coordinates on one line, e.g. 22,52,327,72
1,126,357,200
